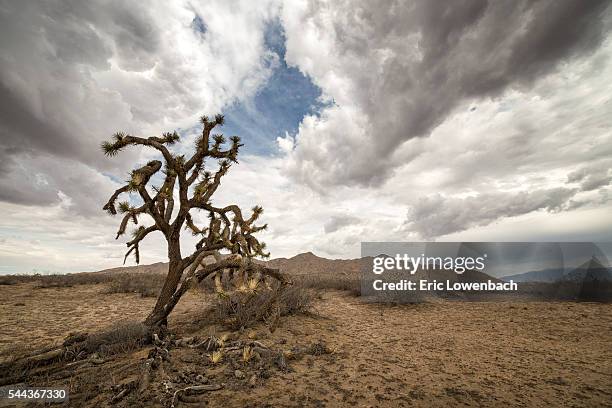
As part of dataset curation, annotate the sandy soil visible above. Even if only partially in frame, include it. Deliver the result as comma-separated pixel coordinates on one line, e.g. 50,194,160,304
0,283,201,354
0,284,611,407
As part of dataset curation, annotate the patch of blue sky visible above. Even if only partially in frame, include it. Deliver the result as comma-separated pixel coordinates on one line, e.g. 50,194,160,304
218,19,328,156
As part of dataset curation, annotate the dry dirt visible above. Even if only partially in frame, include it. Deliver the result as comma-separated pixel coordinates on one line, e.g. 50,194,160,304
0,283,611,407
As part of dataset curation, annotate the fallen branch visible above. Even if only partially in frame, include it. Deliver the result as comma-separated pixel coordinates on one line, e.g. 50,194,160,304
171,384,223,407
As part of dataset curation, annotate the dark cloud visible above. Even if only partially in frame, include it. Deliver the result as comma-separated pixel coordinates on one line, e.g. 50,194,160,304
398,0,610,146
405,187,578,238
0,154,118,215
0,83,81,170
0,1,153,176
323,214,360,233
567,161,612,192
394,0,612,156
286,0,612,187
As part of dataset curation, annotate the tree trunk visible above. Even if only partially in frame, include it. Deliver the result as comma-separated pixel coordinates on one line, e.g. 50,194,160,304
144,237,183,327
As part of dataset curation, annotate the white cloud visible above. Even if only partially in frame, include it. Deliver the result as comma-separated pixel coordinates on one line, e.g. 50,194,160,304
0,0,281,190
276,133,295,154
2,0,612,273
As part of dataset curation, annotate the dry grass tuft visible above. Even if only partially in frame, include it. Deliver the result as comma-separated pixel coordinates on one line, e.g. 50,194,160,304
105,273,165,297
0,273,110,288
299,275,361,296
34,273,110,288
216,281,314,330
209,350,223,364
81,321,149,357
0,275,36,285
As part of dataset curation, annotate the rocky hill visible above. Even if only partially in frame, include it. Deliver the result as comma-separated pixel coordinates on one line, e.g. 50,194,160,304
265,252,361,277
92,252,363,278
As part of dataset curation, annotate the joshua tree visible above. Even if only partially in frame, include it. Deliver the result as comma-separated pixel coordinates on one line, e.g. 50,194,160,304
101,114,289,329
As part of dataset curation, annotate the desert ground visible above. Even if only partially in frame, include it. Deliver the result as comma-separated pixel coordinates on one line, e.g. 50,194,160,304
0,276,611,407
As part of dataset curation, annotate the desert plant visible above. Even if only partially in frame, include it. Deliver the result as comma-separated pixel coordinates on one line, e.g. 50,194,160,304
217,333,229,348
82,321,149,357
105,273,165,297
101,115,290,329
300,275,361,296
209,350,223,364
216,282,313,330
242,346,254,363
0,275,37,285
34,273,110,288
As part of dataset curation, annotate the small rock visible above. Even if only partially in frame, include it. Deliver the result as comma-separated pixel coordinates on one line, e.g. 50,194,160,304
548,376,569,386
234,370,245,379
248,375,258,387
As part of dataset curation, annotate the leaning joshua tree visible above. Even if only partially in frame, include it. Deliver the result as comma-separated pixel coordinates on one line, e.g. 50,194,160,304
101,114,289,329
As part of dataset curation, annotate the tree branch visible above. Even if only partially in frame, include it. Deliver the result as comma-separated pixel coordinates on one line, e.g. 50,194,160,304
103,185,130,215
123,225,158,264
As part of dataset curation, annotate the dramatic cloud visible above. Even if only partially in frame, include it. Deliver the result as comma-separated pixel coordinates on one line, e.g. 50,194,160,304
405,188,578,238
282,0,612,188
0,0,284,272
0,0,279,202
1,1,612,272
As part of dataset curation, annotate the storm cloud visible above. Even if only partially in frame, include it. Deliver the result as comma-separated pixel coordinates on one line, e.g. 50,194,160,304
282,0,612,188
405,187,579,238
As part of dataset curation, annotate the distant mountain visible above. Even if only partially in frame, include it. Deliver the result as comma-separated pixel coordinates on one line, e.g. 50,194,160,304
90,252,364,278
92,262,168,276
265,251,362,277
501,268,567,283
501,256,612,283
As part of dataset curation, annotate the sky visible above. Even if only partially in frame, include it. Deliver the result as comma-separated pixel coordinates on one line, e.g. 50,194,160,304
1,0,612,274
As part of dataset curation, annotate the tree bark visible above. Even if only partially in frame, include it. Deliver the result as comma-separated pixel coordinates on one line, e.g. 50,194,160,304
145,237,183,327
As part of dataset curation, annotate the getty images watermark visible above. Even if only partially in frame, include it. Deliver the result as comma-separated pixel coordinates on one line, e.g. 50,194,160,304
360,242,612,303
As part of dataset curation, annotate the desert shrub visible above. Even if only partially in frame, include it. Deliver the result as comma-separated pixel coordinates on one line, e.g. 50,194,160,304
0,274,37,285
216,281,313,330
306,340,334,356
299,275,361,296
105,273,165,297
35,273,110,288
81,321,149,357
197,270,233,292
0,272,114,288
